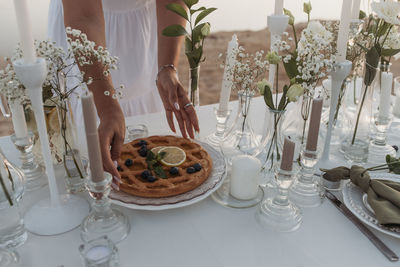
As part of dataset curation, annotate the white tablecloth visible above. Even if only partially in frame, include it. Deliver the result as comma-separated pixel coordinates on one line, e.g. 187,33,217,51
1,97,400,267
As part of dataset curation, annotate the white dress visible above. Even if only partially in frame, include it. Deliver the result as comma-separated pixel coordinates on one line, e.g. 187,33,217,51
47,0,163,128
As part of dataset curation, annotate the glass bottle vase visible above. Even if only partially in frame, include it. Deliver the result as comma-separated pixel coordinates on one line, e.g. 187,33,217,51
341,62,378,163
257,108,287,186
0,148,27,248
56,98,88,193
220,91,260,164
188,66,200,107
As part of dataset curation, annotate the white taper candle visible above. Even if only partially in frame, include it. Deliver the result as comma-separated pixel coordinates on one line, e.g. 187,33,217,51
379,72,393,120
9,100,28,139
218,34,238,113
13,0,37,64
274,0,284,15
351,0,361,19
337,0,352,62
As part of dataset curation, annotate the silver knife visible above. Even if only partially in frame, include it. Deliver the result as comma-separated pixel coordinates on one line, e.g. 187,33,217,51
325,190,399,262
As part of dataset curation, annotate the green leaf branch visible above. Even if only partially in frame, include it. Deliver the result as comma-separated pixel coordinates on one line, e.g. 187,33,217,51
162,1,216,104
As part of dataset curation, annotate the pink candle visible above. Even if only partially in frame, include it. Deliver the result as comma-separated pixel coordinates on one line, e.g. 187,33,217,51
306,97,323,151
81,91,104,182
280,136,295,171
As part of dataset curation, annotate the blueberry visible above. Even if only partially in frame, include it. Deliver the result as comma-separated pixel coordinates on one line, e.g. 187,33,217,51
169,167,179,175
117,165,123,172
125,159,133,167
141,170,151,179
193,163,202,172
187,167,196,174
138,140,148,146
139,148,148,157
147,176,157,182
393,145,399,152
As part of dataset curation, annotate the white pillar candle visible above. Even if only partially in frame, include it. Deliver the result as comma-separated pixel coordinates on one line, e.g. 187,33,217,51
230,155,261,200
337,0,352,62
379,71,393,120
351,0,361,19
86,245,111,267
9,100,28,139
13,0,37,64
218,34,238,113
81,91,104,182
274,0,284,15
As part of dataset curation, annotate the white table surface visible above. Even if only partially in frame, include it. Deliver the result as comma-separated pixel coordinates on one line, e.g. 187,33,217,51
1,97,400,267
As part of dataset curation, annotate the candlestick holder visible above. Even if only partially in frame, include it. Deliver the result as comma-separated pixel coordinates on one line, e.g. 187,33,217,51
13,58,89,236
255,164,302,232
321,60,352,163
81,172,130,243
368,113,396,164
10,132,47,191
289,147,324,208
205,108,232,148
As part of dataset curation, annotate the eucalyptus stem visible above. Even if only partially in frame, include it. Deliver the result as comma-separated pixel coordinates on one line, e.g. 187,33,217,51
351,84,369,145
0,172,13,206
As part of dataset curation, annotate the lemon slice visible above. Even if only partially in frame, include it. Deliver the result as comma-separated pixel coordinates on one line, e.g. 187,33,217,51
150,146,165,155
159,146,186,167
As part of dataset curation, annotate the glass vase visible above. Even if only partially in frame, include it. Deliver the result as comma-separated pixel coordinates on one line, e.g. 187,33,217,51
281,94,313,159
341,62,379,163
320,79,352,146
220,91,260,164
0,148,27,249
213,91,262,208
257,108,287,186
56,98,88,193
188,66,200,107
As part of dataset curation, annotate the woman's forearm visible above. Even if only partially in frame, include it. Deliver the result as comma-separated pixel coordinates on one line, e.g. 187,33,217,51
62,0,119,118
156,0,187,68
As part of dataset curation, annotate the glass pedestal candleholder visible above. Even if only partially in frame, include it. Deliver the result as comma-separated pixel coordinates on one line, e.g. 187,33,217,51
206,108,231,148
125,124,148,143
289,148,324,208
81,172,130,243
0,248,20,267
10,132,47,191
79,236,119,267
368,113,396,164
255,165,302,232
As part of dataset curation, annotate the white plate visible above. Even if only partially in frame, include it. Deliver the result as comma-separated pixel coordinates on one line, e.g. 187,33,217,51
342,172,400,238
109,140,227,210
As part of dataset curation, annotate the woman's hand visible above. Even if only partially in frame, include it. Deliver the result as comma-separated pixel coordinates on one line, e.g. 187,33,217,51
97,101,125,183
156,67,200,139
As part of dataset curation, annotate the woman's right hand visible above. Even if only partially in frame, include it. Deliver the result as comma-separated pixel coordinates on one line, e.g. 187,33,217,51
97,101,125,185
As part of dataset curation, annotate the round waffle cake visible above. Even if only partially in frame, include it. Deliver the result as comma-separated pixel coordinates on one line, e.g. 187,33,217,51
117,135,213,198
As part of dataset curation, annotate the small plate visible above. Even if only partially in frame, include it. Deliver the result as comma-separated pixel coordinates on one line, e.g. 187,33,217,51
109,140,226,210
342,172,400,238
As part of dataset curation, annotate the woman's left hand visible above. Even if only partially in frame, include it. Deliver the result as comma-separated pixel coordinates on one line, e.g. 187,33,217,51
156,67,200,139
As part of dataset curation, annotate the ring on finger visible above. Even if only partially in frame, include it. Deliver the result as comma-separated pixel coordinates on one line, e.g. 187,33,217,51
183,102,193,110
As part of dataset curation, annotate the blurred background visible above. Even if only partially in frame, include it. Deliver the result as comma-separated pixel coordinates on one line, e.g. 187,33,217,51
0,0,390,137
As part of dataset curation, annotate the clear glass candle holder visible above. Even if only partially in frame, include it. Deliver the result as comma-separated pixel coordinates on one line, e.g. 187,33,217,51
289,147,324,208
255,164,302,232
80,172,130,243
79,236,119,267
368,113,396,164
10,131,47,191
0,248,21,267
125,124,148,143
205,108,232,148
